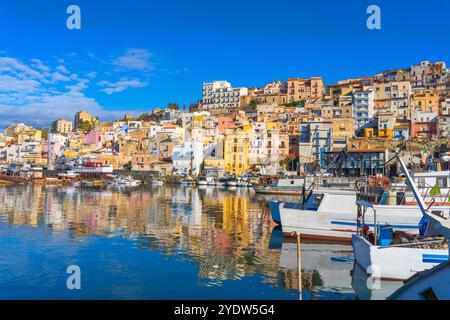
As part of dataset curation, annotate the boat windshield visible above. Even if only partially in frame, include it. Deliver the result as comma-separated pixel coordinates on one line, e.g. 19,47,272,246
283,193,324,211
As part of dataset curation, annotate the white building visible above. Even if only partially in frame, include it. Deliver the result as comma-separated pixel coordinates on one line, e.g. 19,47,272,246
6,141,41,164
353,90,374,129
172,141,204,177
202,81,248,113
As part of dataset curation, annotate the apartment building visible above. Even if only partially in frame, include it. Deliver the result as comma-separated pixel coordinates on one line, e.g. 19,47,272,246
298,121,333,168
74,111,93,128
412,92,440,114
411,61,447,89
52,119,73,134
352,90,374,129
201,81,248,113
287,77,324,102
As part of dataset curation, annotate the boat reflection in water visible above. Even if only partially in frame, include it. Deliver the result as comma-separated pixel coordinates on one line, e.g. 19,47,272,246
0,184,399,299
269,227,404,300
269,228,355,299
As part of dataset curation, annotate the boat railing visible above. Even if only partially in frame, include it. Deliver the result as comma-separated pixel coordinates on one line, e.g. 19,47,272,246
309,176,359,191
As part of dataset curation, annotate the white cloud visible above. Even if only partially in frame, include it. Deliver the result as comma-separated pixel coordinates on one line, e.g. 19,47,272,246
98,78,147,95
51,72,71,82
112,49,154,73
0,54,150,127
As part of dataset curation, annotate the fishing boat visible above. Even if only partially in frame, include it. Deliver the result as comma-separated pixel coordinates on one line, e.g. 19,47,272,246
352,224,448,280
58,171,79,179
113,176,142,187
388,261,450,300
215,178,228,187
254,176,305,195
73,162,113,178
352,158,449,281
150,179,164,186
179,177,194,186
197,176,215,186
226,176,252,187
268,190,440,242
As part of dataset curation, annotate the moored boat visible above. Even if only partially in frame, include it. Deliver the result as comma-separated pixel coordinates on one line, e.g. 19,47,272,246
269,191,433,242
150,179,164,186
253,176,304,195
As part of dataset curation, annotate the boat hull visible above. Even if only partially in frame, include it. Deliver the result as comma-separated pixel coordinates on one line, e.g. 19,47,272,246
352,234,449,281
254,186,302,195
270,193,423,242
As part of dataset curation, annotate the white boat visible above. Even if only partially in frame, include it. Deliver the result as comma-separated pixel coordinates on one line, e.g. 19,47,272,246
352,233,448,281
73,162,113,176
150,179,164,186
254,177,305,195
114,176,141,187
226,180,238,187
58,171,79,179
179,178,194,186
197,176,215,186
268,190,440,242
215,178,228,187
352,158,449,281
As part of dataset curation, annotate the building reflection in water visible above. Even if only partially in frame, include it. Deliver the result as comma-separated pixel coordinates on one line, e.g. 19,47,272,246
0,185,285,289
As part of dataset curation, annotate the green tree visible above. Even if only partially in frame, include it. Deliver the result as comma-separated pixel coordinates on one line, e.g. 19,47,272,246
168,102,179,110
78,120,96,131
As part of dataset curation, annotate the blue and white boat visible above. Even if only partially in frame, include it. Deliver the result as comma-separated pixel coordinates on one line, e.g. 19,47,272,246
352,158,449,281
269,190,429,242
254,176,305,195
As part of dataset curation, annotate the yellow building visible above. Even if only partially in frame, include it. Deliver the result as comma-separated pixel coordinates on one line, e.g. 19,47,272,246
330,118,355,141
413,92,440,114
364,128,375,138
75,111,93,128
224,125,252,176
287,77,324,102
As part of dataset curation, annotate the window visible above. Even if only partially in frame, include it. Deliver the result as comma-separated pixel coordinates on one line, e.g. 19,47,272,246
437,178,448,188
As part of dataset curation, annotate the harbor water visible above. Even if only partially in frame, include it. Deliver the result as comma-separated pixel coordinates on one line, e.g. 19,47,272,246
0,185,401,300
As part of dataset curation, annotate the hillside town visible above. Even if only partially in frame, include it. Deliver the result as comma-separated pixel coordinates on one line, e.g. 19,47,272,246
1,60,450,181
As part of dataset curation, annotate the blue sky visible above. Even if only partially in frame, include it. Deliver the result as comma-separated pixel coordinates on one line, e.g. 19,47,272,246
0,0,449,127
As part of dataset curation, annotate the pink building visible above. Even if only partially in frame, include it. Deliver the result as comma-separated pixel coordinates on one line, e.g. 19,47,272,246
410,121,437,139
83,130,101,145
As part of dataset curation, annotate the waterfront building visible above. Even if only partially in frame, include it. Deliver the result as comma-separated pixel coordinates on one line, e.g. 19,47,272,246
172,141,204,177
323,148,388,176
131,153,159,171
298,121,333,168
224,125,252,176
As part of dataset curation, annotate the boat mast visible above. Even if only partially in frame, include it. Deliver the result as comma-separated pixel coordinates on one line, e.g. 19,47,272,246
398,157,428,216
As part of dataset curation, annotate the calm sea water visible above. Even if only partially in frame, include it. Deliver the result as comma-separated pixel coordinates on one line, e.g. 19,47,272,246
0,185,401,300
